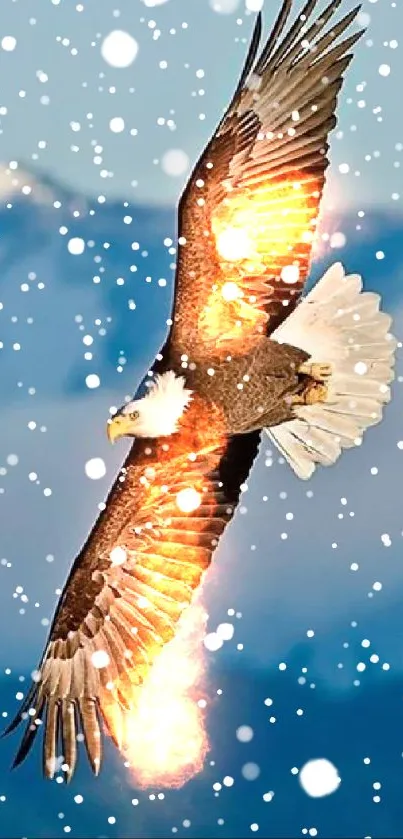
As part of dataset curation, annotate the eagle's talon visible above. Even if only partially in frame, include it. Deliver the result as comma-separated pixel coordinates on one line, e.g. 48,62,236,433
292,381,328,406
299,361,333,381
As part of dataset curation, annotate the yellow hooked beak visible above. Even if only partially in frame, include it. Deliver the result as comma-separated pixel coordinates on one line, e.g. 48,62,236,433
106,414,135,444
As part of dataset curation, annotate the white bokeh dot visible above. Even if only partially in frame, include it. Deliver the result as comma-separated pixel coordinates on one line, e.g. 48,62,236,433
299,759,341,798
209,0,240,11
204,632,223,651
1,36,17,52
246,0,264,9
330,231,346,248
236,725,254,743
91,650,110,669
67,237,85,255
85,458,106,480
101,30,139,68
85,373,100,389
161,149,190,177
109,546,127,566
357,11,371,25
217,622,234,641
242,762,260,781
109,117,125,133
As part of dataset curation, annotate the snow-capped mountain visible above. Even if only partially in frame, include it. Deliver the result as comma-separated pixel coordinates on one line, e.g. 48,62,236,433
0,165,175,405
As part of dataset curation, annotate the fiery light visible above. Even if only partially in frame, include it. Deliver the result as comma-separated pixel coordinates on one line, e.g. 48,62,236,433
176,487,202,513
97,405,229,790
216,227,253,262
198,175,320,355
221,281,242,302
212,178,318,268
116,603,209,789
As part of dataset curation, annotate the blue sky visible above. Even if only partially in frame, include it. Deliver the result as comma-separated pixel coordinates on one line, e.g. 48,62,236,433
1,189,403,836
0,1,403,837
0,0,401,207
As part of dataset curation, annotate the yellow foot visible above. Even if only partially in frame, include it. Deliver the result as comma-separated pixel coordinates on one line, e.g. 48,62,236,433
291,381,328,406
299,361,333,381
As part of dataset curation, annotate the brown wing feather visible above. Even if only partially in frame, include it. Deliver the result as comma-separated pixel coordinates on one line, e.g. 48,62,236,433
6,401,261,780
169,0,363,362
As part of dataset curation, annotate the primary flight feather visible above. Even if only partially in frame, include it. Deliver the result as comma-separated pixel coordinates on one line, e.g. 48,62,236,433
5,0,396,780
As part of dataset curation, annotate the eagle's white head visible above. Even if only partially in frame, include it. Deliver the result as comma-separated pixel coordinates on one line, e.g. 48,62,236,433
107,371,193,443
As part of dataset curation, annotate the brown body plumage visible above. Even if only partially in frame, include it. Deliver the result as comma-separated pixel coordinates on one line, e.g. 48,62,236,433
5,0,370,780
175,337,309,432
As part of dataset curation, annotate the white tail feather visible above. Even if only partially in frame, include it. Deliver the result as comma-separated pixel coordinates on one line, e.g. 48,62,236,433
266,262,396,480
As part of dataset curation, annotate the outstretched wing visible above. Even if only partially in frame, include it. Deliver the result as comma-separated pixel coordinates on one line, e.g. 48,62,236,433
6,402,260,780
169,0,363,362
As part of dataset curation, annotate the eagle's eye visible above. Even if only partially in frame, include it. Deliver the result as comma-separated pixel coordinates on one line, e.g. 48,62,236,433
129,409,140,421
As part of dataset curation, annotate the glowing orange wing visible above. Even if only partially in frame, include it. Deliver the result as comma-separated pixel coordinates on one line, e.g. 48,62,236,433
169,0,362,361
6,405,260,780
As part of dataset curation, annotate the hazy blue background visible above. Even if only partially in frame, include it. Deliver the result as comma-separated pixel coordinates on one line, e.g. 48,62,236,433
0,0,403,837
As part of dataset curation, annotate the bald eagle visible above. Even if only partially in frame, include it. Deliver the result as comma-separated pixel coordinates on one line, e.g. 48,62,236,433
5,0,396,781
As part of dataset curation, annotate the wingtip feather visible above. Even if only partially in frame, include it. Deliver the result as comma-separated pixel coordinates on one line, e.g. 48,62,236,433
233,7,263,98
78,698,103,776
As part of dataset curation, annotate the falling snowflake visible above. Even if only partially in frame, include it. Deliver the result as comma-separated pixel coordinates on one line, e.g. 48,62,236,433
299,759,341,798
1,36,17,52
84,458,106,480
209,0,241,12
67,237,85,255
101,31,139,68
161,149,190,176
